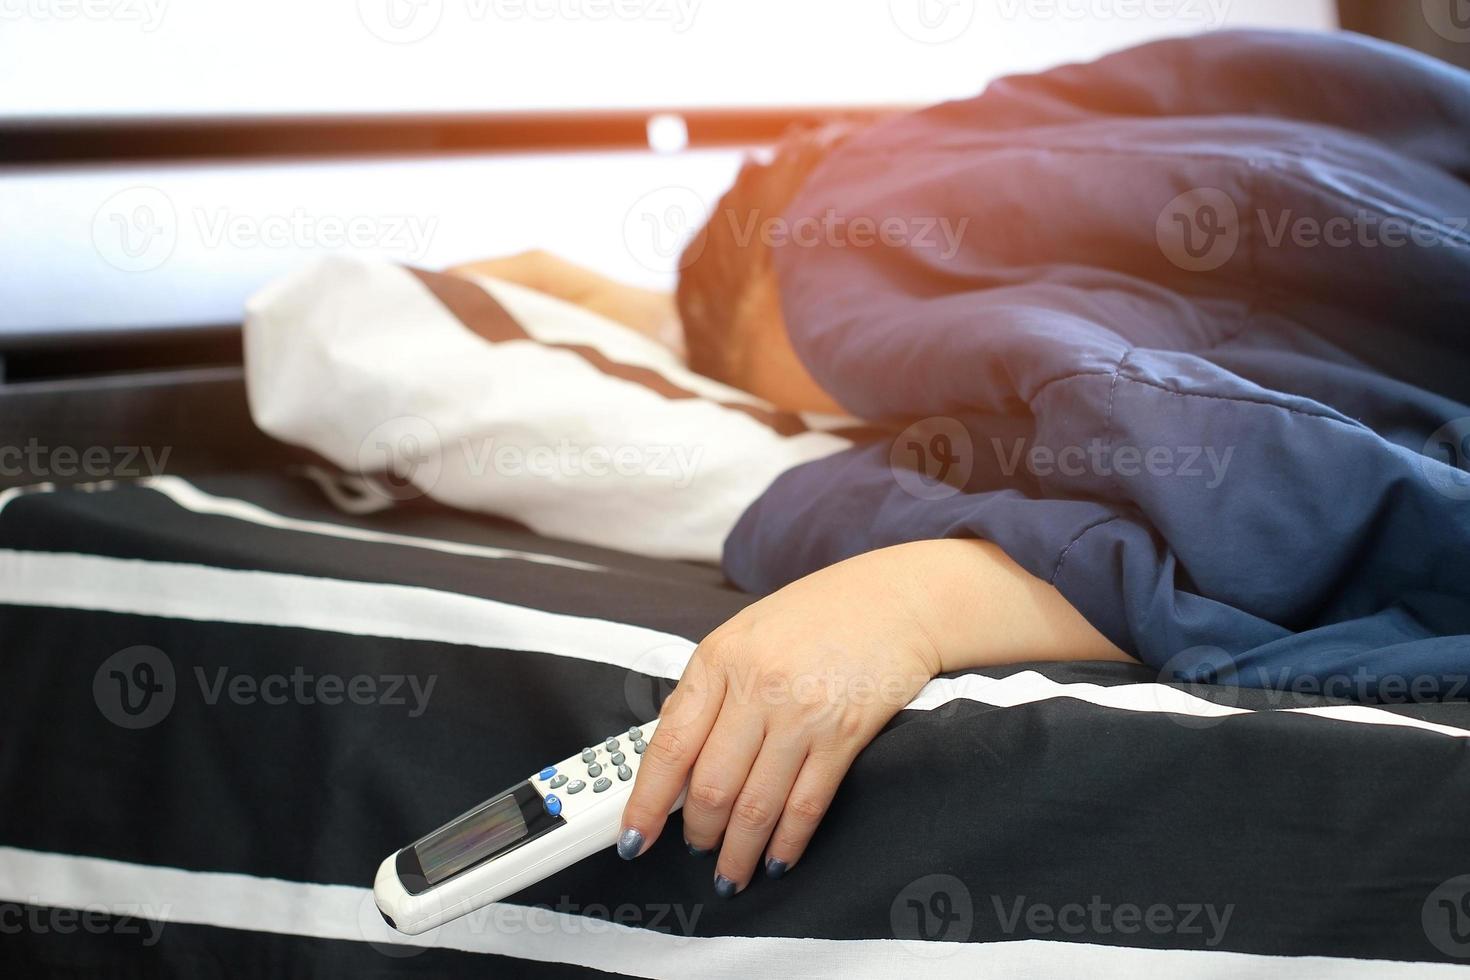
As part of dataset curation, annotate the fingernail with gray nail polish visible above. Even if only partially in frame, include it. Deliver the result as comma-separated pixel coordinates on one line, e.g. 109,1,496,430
765,858,788,880
713,874,738,899
686,841,712,858
616,828,644,861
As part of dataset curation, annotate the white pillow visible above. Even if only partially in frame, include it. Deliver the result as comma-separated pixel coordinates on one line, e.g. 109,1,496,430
244,256,858,562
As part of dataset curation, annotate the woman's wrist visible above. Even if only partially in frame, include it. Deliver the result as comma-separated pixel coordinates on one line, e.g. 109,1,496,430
888,538,1133,675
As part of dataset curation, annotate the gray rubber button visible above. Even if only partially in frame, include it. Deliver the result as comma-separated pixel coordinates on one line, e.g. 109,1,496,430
627,727,643,740
566,780,585,794
586,763,602,778
610,752,625,766
617,764,633,781
549,775,568,789
604,738,619,752
581,749,596,763
634,739,647,754
593,777,612,793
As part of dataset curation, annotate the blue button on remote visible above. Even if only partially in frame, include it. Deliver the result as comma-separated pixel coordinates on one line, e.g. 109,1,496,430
544,795,562,817
538,766,556,781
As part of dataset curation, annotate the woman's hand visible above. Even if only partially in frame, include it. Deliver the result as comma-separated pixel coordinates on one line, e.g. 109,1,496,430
616,538,1131,896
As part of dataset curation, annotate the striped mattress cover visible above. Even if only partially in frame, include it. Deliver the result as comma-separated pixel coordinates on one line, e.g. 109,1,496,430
1,471,1469,978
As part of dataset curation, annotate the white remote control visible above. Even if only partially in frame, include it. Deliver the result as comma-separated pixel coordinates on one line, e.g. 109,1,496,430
374,718,683,935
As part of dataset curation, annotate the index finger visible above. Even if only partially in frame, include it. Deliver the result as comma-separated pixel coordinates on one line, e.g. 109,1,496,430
617,652,723,860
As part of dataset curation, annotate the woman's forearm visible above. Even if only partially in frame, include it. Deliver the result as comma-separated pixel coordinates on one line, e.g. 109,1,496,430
618,536,1134,895
889,538,1134,673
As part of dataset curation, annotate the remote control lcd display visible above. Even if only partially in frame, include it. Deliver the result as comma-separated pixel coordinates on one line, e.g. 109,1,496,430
414,792,529,886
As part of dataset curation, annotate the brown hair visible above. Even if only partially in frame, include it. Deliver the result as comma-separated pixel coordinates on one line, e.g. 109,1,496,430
675,123,863,386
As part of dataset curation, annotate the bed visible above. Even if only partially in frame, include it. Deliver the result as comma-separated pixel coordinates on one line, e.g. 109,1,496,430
2,455,1468,978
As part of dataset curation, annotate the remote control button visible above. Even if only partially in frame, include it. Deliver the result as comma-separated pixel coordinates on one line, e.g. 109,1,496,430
544,795,562,817
610,752,625,766
617,765,633,781
593,777,612,793
627,726,642,740
537,766,556,781
549,775,568,789
634,739,647,754
604,738,619,752
586,763,603,777
581,749,596,764
566,780,586,794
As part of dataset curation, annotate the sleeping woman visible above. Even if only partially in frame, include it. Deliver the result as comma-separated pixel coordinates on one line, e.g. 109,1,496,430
449,128,1133,898
447,29,1470,898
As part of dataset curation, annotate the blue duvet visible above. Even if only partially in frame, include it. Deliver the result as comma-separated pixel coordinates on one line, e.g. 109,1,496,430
724,30,1470,696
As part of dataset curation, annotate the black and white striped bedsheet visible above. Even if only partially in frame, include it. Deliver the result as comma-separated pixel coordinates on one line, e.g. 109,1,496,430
1,472,1469,978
